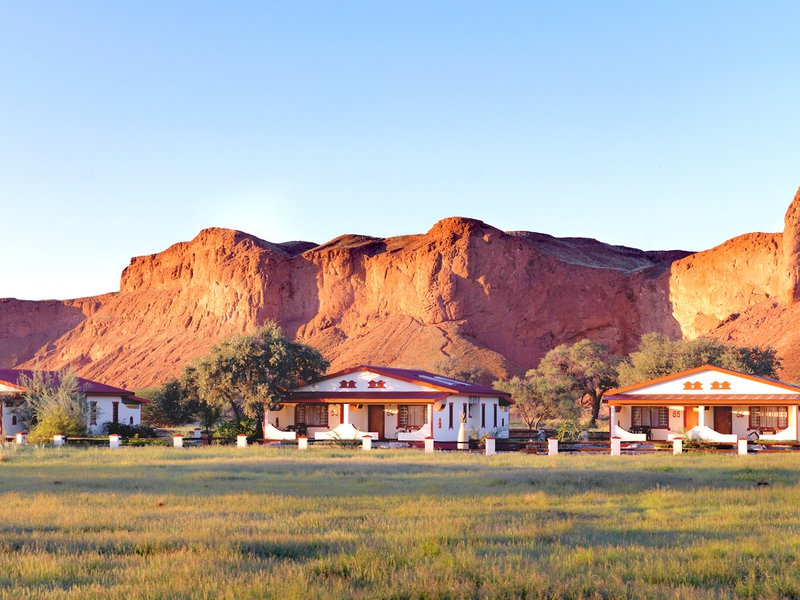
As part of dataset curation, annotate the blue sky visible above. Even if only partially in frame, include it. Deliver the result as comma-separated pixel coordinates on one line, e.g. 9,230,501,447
2,1,799,300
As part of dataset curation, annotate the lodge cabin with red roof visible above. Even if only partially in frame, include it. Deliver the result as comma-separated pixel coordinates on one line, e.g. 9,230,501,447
265,365,512,449
0,369,149,439
604,365,800,443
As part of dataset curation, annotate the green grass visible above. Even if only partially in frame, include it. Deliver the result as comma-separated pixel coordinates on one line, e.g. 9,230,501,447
2,445,800,599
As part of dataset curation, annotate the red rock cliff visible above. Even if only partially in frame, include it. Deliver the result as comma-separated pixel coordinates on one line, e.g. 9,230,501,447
2,218,687,388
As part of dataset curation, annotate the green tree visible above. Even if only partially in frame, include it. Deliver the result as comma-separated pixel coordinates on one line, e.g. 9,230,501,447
536,340,622,426
494,372,577,430
617,333,782,386
139,378,198,427
181,323,329,433
20,368,88,441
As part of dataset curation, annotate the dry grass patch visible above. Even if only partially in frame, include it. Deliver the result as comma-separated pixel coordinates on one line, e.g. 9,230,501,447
1,446,800,598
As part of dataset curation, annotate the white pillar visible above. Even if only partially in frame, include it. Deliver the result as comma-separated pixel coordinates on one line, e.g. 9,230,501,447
362,435,372,451
298,436,308,450
193,427,202,439
738,438,748,456
698,406,706,428
424,436,435,453
53,434,65,447
343,403,350,424
610,437,621,456
237,434,248,448
673,438,682,455
15,432,27,445
609,407,617,439
109,434,121,449
548,437,558,456
485,436,496,456
173,434,184,448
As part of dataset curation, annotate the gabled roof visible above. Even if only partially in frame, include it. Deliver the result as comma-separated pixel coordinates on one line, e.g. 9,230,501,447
605,364,800,406
323,364,510,397
289,364,512,405
0,369,149,403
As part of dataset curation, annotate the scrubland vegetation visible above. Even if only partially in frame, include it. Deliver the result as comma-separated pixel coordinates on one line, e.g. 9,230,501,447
2,446,800,598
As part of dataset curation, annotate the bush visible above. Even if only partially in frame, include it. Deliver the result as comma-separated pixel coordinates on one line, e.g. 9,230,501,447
22,369,88,442
103,422,159,439
555,419,583,442
29,410,89,442
213,418,257,441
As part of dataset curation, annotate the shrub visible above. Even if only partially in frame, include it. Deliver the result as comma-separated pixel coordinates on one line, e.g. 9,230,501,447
213,417,257,441
102,422,159,439
22,369,88,442
555,419,582,442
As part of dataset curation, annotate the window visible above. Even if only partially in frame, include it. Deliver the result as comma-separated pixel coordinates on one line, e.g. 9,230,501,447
481,403,486,428
295,404,329,427
112,402,119,424
632,406,669,428
749,406,788,430
493,404,498,428
399,405,427,429
89,401,98,426
448,403,453,429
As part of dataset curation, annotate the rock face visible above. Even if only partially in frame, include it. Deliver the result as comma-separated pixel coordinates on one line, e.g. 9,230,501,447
4,187,800,388
0,220,687,389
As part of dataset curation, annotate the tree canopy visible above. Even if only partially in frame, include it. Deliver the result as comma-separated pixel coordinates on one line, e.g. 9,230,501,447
617,333,782,387
534,340,622,426
181,323,329,424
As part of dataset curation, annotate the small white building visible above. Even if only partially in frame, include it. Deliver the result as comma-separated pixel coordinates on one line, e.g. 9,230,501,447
0,369,149,439
605,364,800,442
265,365,512,449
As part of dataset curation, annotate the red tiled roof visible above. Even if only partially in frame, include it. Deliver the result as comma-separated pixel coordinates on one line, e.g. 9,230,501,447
323,364,511,399
0,369,147,402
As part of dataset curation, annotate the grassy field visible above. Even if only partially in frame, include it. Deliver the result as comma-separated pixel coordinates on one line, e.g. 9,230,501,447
1,445,800,599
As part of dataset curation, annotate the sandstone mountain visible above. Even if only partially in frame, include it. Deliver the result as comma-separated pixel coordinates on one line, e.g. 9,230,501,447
3,188,800,388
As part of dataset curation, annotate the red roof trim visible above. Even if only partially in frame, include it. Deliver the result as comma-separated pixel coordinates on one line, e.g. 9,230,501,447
606,393,800,406
288,392,449,402
606,364,800,396
317,364,510,398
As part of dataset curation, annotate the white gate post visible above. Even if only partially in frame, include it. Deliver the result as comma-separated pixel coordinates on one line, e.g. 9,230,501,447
610,437,621,456
738,438,748,456
109,434,121,449
362,435,372,451
673,438,682,455
485,437,496,456
547,438,559,456
237,434,248,448
298,436,308,450
173,434,184,448
424,436,435,454
53,434,65,447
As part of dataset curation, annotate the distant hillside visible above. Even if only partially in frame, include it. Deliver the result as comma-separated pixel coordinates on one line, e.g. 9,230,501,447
2,187,800,387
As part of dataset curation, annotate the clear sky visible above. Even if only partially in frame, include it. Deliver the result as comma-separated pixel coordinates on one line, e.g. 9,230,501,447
2,1,799,300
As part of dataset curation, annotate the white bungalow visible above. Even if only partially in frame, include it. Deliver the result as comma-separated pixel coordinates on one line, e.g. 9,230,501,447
265,365,512,449
0,369,149,439
604,364,800,443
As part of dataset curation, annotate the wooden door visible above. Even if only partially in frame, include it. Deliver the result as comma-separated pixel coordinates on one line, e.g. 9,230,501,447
685,407,699,430
368,405,384,439
714,406,732,434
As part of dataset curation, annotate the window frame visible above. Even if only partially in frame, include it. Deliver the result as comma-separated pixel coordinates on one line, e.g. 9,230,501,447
295,404,329,427
631,406,669,429
749,406,788,431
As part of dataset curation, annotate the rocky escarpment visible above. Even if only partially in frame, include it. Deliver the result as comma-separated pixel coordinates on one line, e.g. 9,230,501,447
6,186,800,387
667,187,800,380
2,218,688,389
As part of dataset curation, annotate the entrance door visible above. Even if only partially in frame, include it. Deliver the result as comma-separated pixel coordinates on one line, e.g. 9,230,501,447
714,406,732,434
368,405,384,439
685,407,699,430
